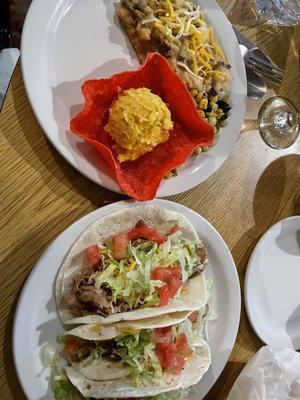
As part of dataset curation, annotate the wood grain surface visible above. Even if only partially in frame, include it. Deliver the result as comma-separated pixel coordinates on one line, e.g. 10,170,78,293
0,1,299,399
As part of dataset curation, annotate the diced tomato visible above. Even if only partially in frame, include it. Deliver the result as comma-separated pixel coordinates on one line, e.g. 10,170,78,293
158,276,181,306
85,245,101,269
127,222,166,244
188,311,199,323
151,326,172,344
176,333,193,359
155,343,185,374
152,266,181,281
169,226,180,234
157,326,172,334
153,328,192,374
63,339,77,356
153,266,182,306
113,232,128,260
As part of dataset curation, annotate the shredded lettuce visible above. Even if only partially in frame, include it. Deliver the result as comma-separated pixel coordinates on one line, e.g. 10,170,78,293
93,231,205,310
115,330,162,386
178,318,206,349
40,343,59,368
52,369,84,400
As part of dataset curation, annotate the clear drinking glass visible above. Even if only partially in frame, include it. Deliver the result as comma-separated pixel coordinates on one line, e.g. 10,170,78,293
253,0,300,26
258,97,300,149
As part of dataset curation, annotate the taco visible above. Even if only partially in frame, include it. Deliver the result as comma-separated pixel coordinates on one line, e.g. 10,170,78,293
56,310,210,398
56,205,208,325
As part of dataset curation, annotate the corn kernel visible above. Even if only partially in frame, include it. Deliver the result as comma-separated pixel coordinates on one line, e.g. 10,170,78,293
208,116,217,125
199,98,208,109
196,93,203,103
210,102,218,111
210,95,218,102
193,147,203,155
202,145,211,152
198,109,205,118
164,171,173,179
191,89,198,97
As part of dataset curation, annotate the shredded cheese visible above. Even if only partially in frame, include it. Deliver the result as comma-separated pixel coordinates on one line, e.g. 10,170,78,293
165,0,175,16
152,0,227,84
90,323,102,332
177,61,204,82
140,17,160,25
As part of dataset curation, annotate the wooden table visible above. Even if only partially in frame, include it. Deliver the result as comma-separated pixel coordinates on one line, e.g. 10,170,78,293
0,1,299,398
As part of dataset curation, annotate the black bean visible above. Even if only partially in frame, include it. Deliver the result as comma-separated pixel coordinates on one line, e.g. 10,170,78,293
210,87,217,96
217,100,231,113
219,113,228,121
157,44,170,56
206,104,212,113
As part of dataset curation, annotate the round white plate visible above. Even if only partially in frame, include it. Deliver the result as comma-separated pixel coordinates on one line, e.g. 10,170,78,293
21,0,247,197
13,199,241,399
245,216,300,350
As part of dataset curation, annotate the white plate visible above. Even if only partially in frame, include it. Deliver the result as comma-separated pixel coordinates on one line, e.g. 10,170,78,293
21,0,247,197
245,216,300,350
13,199,241,399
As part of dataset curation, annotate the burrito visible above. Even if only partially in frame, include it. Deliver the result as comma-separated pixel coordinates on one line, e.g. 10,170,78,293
56,205,208,325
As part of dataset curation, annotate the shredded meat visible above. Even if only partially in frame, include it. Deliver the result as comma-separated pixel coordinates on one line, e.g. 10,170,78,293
62,267,130,318
197,244,208,266
70,342,93,363
78,286,112,317
190,244,209,277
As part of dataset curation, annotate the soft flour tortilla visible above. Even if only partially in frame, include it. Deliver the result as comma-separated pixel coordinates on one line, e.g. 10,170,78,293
66,343,211,398
67,311,192,341
67,311,192,381
55,205,207,325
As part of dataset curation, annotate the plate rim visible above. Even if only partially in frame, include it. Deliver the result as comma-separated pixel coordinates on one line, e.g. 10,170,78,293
244,215,300,349
13,199,241,399
20,0,247,198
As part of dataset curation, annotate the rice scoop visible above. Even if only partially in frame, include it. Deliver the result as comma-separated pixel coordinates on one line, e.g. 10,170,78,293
105,88,173,162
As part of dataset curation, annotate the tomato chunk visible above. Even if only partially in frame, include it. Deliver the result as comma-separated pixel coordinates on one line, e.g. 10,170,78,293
151,326,172,344
153,327,192,374
152,266,181,281
63,339,77,356
113,232,128,260
188,311,199,323
85,245,101,269
159,276,181,306
176,333,193,359
155,343,185,374
152,266,182,306
169,226,180,234
128,222,166,244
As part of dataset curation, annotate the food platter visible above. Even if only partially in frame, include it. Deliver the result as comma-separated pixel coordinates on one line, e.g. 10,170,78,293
21,0,247,198
13,199,241,399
